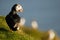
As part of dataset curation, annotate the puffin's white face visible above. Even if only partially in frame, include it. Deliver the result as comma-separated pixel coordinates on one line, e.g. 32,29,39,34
16,4,23,12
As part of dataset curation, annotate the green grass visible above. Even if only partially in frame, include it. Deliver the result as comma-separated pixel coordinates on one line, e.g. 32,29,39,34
0,16,59,40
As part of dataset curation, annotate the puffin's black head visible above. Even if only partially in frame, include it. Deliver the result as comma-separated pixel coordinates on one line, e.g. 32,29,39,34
11,4,23,12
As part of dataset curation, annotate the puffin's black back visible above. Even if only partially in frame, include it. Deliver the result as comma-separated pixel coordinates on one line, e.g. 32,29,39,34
5,14,16,31
5,12,21,31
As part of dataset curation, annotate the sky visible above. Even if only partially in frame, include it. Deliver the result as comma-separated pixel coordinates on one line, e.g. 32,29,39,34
0,0,60,35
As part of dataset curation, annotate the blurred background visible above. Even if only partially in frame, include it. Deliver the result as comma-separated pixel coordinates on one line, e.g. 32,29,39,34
0,0,60,35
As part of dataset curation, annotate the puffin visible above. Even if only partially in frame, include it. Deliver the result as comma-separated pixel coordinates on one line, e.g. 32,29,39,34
5,4,23,31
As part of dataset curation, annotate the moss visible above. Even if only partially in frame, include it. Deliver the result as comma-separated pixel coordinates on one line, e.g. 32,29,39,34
0,16,59,40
